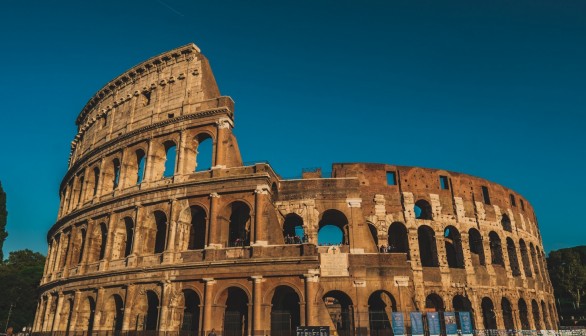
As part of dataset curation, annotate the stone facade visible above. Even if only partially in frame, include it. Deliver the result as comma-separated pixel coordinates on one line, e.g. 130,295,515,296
33,43,557,335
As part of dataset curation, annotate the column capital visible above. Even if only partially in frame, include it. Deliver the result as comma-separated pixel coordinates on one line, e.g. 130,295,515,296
346,198,362,208
251,275,264,283
303,274,319,282
209,192,221,199
255,184,270,194
216,117,234,129
202,278,216,284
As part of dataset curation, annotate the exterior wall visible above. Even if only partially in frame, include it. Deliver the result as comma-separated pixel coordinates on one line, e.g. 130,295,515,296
35,45,557,335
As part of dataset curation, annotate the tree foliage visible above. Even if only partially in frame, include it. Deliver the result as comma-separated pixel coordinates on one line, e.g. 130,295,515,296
0,181,7,261
0,249,45,331
548,246,586,322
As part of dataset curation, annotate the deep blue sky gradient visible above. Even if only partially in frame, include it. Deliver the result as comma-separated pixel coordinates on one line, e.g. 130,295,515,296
0,0,585,256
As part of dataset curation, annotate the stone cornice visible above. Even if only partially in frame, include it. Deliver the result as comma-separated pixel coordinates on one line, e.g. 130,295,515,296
61,105,232,191
75,43,200,126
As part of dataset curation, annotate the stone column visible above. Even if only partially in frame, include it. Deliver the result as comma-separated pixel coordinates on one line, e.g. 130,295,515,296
207,193,221,248
122,284,136,331
253,185,269,246
304,272,319,326
164,199,179,263
213,117,233,169
143,139,155,183
69,290,83,331
51,293,64,332
176,128,189,175
95,158,106,199
100,215,115,271
41,294,54,332
52,234,63,273
202,278,216,334
33,297,45,332
251,276,264,335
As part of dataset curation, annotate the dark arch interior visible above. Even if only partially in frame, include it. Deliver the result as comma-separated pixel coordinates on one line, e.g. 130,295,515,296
501,298,515,330
271,286,300,334
532,300,541,330
506,238,521,276
444,226,464,268
318,209,349,245
481,297,497,330
368,223,378,246
489,232,504,266
468,228,485,266
452,295,474,330
323,291,354,336
518,299,530,330
78,228,86,264
283,213,304,243
501,214,512,232
145,291,160,331
228,202,251,247
224,287,249,336
189,205,207,250
154,211,167,253
85,297,96,333
368,290,396,335
388,222,409,254
519,239,532,277
112,295,124,332
418,226,438,267
414,200,432,219
182,289,201,333
123,217,134,257
99,223,108,260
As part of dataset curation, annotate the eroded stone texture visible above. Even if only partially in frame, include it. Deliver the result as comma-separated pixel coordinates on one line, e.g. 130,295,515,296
34,44,557,335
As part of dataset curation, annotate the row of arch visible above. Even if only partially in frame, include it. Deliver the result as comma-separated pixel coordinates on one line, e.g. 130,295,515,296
59,133,214,216
413,199,535,236
37,286,556,335
46,201,252,274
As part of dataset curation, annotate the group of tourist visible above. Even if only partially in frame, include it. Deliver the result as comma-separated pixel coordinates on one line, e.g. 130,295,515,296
378,244,397,253
284,234,308,244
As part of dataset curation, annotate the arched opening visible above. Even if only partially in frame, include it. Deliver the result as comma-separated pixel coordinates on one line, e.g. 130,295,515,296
136,149,146,184
270,286,301,335
530,243,540,277
541,300,551,330
501,298,515,330
145,291,160,331
222,287,249,336
195,135,213,171
452,295,474,330
414,200,433,220
388,222,409,254
368,223,379,247
519,239,532,277
182,289,201,334
323,291,354,336
488,232,504,266
532,299,541,330
418,226,438,267
481,297,497,330
283,213,304,244
318,209,349,246
123,217,134,257
368,290,396,336
188,205,207,250
468,228,485,266
228,202,251,247
92,167,100,196
104,294,124,332
425,294,445,335
76,175,85,205
444,226,464,268
501,214,512,232
112,158,121,190
154,211,168,253
163,141,177,177
79,297,96,334
506,238,521,276
77,228,87,264
518,298,530,330
98,223,108,261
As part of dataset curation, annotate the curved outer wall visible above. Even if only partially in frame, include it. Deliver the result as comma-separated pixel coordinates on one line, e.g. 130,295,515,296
34,44,557,335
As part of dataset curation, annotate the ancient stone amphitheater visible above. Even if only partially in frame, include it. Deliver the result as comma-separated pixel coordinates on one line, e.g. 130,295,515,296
34,44,557,336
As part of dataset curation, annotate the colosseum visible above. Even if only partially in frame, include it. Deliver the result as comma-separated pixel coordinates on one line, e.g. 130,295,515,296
34,43,557,336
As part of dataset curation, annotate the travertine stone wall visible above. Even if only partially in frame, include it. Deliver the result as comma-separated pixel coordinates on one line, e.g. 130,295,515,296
34,45,557,336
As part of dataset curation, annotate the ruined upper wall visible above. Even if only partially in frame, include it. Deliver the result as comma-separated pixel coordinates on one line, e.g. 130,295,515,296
68,43,229,166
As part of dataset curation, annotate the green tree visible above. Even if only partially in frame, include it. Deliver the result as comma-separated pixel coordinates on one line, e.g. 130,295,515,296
0,249,45,331
548,247,586,312
0,181,7,261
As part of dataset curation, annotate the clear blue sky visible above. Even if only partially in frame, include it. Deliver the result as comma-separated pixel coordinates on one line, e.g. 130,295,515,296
0,0,584,256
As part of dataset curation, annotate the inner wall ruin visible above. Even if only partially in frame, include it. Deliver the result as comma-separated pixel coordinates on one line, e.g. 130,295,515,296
33,43,557,335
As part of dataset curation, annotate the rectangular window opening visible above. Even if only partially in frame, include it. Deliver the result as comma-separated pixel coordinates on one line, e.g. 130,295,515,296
510,194,516,207
520,199,525,211
439,176,449,190
386,171,397,186
481,186,491,205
